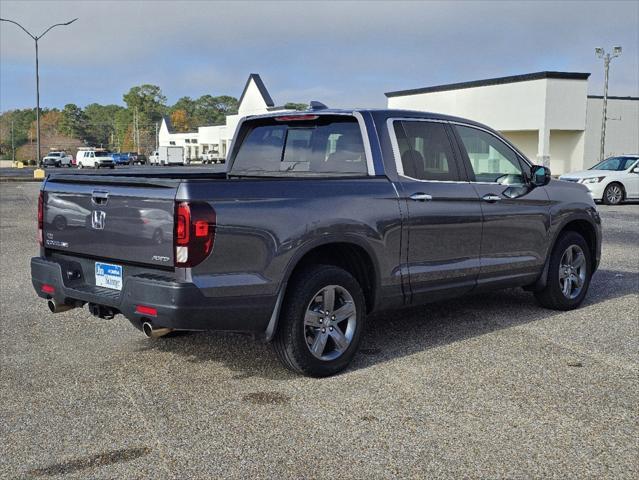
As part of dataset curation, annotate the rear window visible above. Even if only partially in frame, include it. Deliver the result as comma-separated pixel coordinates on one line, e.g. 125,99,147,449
230,115,368,176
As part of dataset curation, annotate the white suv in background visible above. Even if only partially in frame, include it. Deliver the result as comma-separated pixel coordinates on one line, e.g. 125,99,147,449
76,150,115,169
560,155,639,205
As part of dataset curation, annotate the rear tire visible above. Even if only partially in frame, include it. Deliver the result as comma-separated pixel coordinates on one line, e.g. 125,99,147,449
603,183,624,205
534,231,592,310
273,265,366,377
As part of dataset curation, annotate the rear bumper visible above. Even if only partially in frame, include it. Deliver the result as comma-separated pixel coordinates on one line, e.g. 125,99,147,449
31,256,274,333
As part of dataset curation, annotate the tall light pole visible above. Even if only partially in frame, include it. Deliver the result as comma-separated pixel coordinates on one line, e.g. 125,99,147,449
595,46,622,163
0,17,78,165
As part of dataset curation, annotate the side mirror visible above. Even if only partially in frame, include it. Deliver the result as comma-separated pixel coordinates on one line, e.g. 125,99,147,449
632,166,639,174
531,165,551,187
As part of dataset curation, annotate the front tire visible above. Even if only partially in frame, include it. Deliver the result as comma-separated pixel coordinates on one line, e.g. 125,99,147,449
273,265,366,377
534,231,592,310
603,183,624,205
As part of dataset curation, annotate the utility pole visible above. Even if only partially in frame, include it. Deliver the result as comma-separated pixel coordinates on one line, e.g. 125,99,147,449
11,120,15,162
155,121,159,151
595,46,623,162
0,17,78,166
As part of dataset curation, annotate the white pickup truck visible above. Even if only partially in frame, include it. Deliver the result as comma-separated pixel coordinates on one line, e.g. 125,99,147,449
42,152,73,168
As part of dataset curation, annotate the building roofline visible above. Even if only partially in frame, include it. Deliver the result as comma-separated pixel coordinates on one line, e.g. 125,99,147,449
161,115,174,134
385,71,592,98
587,95,639,101
238,73,275,107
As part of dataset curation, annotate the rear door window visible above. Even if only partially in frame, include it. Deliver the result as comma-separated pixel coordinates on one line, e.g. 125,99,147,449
393,120,461,181
231,116,368,176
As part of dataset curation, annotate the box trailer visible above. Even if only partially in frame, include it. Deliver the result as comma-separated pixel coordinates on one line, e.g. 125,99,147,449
154,146,185,166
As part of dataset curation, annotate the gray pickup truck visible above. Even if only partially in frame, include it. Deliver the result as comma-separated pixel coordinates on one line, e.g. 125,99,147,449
31,108,601,376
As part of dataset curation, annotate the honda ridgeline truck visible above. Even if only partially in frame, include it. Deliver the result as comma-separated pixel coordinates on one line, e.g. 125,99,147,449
31,108,601,376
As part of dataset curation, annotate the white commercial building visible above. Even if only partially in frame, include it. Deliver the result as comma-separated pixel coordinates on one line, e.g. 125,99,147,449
159,74,290,161
386,72,638,174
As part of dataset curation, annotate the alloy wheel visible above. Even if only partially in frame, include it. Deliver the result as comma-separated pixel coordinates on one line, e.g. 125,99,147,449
558,245,587,299
606,185,623,204
304,285,357,361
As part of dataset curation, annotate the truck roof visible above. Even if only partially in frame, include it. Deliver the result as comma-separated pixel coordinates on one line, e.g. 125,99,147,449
243,108,493,132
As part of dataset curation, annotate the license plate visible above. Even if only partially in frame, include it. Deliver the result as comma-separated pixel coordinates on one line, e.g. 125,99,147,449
95,262,123,291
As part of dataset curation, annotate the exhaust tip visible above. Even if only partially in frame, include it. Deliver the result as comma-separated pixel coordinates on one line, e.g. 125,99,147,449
142,322,153,338
48,299,75,313
142,321,173,339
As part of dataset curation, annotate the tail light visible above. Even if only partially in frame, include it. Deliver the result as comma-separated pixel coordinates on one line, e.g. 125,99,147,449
37,191,44,245
174,201,216,267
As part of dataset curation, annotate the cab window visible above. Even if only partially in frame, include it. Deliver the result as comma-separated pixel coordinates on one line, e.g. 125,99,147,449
455,125,525,184
393,120,460,181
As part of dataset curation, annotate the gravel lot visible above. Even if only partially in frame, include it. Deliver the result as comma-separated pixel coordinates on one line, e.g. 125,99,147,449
1,182,637,479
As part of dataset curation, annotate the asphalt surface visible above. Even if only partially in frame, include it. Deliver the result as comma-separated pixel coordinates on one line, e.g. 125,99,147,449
1,183,637,479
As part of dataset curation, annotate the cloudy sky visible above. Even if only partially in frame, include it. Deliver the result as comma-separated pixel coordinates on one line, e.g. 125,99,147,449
1,0,637,111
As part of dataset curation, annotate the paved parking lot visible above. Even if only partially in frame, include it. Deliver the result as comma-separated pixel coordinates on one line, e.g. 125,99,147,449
1,182,637,479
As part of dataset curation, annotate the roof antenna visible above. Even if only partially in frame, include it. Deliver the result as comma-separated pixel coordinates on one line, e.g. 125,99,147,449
310,101,328,110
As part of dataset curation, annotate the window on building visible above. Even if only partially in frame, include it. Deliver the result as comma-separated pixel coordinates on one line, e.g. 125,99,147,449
169,141,176,146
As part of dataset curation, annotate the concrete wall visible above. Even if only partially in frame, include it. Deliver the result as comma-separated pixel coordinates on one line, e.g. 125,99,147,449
584,97,639,167
388,79,548,131
501,131,538,161
549,130,585,174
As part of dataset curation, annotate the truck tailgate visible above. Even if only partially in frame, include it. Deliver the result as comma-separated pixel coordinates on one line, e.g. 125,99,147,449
42,175,179,267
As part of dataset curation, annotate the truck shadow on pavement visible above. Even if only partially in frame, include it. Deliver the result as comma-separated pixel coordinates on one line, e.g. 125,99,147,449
137,267,636,380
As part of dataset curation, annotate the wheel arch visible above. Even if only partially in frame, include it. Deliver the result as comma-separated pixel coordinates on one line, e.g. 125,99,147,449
264,238,379,342
528,216,599,292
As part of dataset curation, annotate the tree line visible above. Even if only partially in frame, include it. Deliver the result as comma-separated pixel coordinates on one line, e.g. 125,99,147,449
0,84,245,161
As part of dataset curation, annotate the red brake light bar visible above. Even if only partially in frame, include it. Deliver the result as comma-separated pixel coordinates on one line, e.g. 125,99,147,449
135,305,157,317
274,115,319,122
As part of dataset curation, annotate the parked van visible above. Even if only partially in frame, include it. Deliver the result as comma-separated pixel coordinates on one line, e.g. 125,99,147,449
76,149,115,169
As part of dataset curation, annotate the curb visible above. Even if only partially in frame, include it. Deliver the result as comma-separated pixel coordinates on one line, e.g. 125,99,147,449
0,177,43,183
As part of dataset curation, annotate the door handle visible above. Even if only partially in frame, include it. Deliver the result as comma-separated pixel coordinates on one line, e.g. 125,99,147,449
409,193,433,202
482,194,502,203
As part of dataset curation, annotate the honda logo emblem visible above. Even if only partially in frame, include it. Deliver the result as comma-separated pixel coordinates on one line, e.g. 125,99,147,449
91,210,106,230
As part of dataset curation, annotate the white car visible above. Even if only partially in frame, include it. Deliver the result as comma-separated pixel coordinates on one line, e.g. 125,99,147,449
559,155,639,205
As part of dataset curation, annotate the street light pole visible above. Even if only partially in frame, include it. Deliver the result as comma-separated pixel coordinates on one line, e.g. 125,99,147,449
0,17,78,166
595,46,622,163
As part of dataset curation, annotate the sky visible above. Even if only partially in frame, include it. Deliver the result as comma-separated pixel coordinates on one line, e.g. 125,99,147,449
1,0,638,111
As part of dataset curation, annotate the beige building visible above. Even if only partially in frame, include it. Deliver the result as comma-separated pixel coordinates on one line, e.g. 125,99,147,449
386,72,638,174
